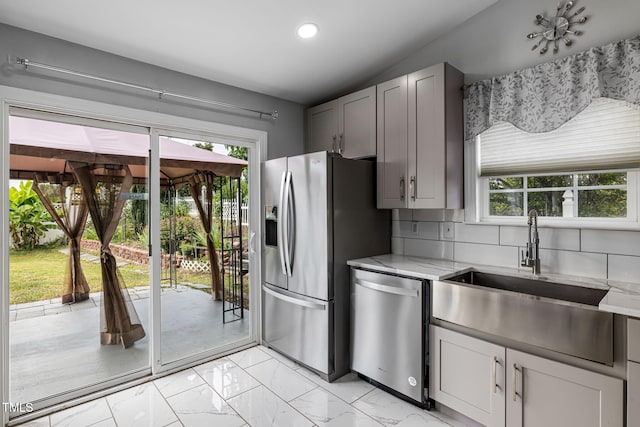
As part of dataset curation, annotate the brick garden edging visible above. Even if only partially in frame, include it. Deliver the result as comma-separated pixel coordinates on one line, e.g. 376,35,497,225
80,239,173,269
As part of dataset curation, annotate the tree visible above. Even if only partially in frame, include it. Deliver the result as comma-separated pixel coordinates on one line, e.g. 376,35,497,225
225,145,248,161
191,142,249,205
128,184,148,234
193,141,213,151
9,181,51,250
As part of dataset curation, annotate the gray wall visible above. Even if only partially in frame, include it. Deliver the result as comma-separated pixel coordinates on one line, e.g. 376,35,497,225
365,0,640,86
377,0,640,285
0,24,305,160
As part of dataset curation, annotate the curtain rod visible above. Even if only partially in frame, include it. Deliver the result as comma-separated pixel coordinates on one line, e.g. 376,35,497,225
13,56,279,120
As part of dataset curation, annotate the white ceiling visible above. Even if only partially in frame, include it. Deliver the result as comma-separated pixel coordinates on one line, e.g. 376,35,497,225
0,0,498,105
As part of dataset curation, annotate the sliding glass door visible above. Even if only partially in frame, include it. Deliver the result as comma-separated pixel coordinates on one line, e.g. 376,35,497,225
7,111,151,412
1,93,263,423
155,132,254,367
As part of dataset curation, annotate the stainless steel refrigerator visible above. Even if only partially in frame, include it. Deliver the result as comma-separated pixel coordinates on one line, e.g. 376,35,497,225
262,151,390,381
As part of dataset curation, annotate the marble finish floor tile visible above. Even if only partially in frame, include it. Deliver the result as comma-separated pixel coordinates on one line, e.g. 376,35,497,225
13,418,50,427
166,383,244,427
89,419,117,427
50,398,112,427
291,387,383,426
227,385,313,427
15,345,459,427
245,358,318,402
227,346,272,368
257,345,301,370
353,389,451,427
106,383,178,427
154,368,206,398
297,368,376,404
195,357,260,399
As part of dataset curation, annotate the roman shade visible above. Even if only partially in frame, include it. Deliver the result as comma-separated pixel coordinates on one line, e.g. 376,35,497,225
478,98,640,176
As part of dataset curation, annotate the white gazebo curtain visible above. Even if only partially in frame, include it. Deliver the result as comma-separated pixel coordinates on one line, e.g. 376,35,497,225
465,35,640,142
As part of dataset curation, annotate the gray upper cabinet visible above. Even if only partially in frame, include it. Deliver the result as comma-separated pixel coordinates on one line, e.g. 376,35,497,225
306,99,338,154
376,75,408,209
305,86,376,158
431,325,623,427
377,63,463,209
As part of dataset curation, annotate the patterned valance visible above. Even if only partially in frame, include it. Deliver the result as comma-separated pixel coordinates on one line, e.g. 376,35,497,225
465,35,640,141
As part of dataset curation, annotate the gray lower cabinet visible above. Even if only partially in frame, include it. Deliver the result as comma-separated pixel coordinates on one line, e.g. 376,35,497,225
629,361,640,427
506,349,623,427
431,325,623,427
430,325,505,427
629,318,640,427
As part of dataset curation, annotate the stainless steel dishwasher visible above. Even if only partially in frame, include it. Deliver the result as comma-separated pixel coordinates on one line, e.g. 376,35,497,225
350,268,430,407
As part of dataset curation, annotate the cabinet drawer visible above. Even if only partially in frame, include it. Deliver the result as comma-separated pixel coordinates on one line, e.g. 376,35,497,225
630,318,640,362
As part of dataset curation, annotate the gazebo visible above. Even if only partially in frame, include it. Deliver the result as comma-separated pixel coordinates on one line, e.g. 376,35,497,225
9,114,247,348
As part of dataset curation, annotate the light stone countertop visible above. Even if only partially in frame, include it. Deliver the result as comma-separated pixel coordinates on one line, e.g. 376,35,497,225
347,254,640,318
346,254,469,281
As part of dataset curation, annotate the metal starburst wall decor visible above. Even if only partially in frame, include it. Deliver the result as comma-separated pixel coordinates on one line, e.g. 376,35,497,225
527,1,589,55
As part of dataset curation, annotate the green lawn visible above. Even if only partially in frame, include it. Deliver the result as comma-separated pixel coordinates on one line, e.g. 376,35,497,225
9,246,248,307
9,247,149,305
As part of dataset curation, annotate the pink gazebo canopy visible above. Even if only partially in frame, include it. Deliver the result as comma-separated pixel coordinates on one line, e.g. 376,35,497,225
9,115,247,184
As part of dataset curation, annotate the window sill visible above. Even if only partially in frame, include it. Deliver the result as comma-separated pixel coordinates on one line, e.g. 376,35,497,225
470,216,640,231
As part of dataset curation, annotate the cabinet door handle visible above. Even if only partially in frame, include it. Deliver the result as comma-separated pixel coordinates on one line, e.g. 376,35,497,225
512,363,520,401
331,135,337,153
493,357,502,393
400,177,405,200
410,176,416,201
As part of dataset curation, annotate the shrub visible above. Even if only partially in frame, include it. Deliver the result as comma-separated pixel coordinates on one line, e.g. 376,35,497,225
9,181,50,250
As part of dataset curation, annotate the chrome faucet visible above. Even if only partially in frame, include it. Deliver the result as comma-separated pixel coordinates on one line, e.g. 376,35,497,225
520,209,541,275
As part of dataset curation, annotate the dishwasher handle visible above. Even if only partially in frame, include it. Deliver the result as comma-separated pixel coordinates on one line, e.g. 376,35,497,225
355,279,419,297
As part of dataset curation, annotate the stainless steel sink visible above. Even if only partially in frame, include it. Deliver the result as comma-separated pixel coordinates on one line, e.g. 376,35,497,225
447,271,609,306
432,271,613,365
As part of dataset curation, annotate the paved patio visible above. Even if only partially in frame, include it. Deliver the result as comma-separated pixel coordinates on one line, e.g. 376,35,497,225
9,285,250,405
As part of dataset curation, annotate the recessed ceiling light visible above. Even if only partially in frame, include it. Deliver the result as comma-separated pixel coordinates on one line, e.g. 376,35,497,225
297,23,318,39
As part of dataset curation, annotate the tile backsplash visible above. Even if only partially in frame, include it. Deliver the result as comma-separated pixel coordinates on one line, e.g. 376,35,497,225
391,209,640,289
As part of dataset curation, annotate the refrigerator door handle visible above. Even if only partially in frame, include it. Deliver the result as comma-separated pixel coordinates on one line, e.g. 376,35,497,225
278,171,288,276
282,170,293,277
355,279,419,297
287,170,295,274
264,285,327,310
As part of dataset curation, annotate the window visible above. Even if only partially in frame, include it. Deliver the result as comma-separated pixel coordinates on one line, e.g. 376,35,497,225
471,98,640,228
488,171,629,218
